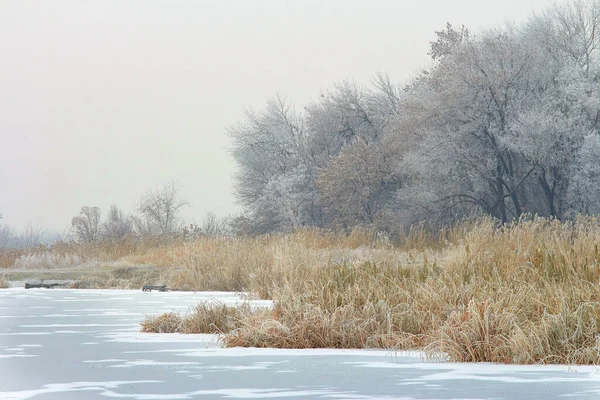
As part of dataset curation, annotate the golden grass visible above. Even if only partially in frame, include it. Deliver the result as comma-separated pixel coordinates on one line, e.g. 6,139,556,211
5,217,600,363
181,302,247,334
140,312,183,333
0,275,8,289
140,302,254,334
159,217,600,364
0,249,22,269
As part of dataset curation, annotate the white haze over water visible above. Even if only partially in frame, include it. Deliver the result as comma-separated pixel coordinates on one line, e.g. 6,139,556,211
0,0,555,231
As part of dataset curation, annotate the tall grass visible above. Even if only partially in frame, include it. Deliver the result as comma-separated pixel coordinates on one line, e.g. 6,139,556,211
5,217,600,363
143,217,600,364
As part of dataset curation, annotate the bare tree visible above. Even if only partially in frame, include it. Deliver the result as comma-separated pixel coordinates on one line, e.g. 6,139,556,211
138,181,187,235
103,204,133,240
16,224,46,248
200,212,230,236
130,215,153,237
0,214,14,249
71,206,102,242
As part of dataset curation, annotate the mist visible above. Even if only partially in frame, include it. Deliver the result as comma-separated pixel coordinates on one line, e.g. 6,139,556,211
0,0,554,233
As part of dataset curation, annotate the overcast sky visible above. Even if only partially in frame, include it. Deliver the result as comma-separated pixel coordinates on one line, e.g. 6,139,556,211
1,0,556,232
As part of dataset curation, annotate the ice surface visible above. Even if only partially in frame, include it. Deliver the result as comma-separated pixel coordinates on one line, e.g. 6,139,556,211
1,288,600,399
0,381,162,400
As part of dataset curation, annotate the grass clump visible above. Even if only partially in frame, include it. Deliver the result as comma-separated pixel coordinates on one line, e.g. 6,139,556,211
140,302,253,334
140,312,183,333
181,302,248,333
223,296,408,349
0,275,8,289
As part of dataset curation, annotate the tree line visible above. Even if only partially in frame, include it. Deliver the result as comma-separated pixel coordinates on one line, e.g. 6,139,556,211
229,0,600,235
0,181,230,248
69,181,228,242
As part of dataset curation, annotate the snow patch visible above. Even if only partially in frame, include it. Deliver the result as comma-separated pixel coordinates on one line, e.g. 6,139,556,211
0,380,162,400
101,331,218,344
109,360,201,368
0,354,37,359
98,388,342,399
0,332,52,336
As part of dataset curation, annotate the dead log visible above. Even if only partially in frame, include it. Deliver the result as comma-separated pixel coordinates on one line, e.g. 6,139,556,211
25,282,67,289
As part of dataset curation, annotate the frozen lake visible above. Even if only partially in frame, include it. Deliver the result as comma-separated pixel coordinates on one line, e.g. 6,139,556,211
1,289,600,399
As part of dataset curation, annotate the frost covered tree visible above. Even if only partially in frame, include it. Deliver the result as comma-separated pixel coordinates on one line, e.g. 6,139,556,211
229,96,319,232
304,78,400,169
528,0,600,77
394,7,600,223
230,79,401,233
230,0,600,232
392,28,538,222
263,166,319,231
318,139,396,228
569,133,600,214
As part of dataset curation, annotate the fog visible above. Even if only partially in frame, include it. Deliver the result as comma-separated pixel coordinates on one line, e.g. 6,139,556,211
0,0,554,232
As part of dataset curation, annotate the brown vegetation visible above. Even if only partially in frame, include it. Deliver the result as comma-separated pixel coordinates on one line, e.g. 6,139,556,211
140,312,183,333
5,217,600,364
141,302,251,334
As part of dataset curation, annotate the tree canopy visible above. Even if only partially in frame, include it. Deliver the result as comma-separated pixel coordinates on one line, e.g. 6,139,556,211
229,0,600,234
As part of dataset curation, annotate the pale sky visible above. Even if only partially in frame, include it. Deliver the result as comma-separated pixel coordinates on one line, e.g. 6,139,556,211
0,0,555,232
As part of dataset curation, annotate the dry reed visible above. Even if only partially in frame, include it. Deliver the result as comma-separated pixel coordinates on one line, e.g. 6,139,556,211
5,217,600,363
140,312,183,333
141,302,253,334
168,217,600,364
